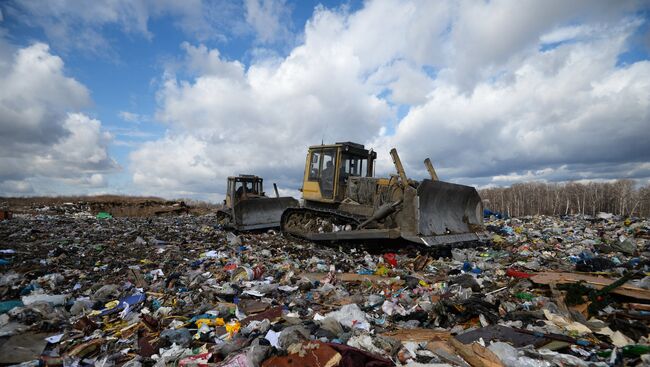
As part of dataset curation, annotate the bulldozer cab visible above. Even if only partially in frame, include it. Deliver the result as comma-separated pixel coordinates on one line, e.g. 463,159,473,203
302,142,377,203
225,175,264,208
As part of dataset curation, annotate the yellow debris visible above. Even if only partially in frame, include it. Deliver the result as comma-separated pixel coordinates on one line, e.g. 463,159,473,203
374,265,389,276
196,318,225,328
225,320,241,337
105,300,119,309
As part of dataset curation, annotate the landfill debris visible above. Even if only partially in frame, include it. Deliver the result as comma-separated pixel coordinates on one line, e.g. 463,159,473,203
0,210,12,220
0,332,52,364
95,211,113,219
531,272,650,300
0,202,649,366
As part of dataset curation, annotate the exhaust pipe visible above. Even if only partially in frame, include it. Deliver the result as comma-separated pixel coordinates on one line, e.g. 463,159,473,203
273,183,280,198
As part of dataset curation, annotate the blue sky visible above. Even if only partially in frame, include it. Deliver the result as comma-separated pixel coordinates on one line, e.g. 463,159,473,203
0,1,649,200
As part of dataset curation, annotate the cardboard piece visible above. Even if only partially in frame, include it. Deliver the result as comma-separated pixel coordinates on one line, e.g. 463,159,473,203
531,272,650,301
0,332,51,364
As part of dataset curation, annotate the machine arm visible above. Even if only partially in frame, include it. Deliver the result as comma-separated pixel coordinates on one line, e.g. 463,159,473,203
389,148,409,188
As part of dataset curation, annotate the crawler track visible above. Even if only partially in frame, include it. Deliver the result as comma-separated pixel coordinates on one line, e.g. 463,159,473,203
280,207,366,239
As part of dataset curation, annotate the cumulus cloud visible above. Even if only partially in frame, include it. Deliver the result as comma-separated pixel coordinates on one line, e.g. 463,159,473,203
0,42,117,195
52,113,114,168
2,0,246,56
444,0,641,89
244,0,292,44
0,180,34,194
63,173,108,188
0,43,89,147
131,30,392,196
127,0,650,199
377,30,650,187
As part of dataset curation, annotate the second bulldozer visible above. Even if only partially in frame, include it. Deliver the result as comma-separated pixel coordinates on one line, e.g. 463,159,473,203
217,175,298,231
281,142,487,246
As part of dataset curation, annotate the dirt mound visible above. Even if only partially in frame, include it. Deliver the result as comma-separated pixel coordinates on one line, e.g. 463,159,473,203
0,195,217,217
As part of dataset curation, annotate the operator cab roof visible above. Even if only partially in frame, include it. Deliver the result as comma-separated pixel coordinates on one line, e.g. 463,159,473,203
308,142,377,158
227,175,262,181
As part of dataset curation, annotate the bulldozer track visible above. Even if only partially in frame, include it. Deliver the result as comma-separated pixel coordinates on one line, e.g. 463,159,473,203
280,206,367,240
216,209,234,229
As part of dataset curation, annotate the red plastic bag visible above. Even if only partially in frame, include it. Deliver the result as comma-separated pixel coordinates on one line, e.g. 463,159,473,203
383,253,397,267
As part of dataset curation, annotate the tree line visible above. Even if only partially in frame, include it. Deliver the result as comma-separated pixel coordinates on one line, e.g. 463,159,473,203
479,180,650,218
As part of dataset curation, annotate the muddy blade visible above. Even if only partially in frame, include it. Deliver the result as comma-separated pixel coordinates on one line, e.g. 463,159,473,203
233,197,299,230
416,180,483,237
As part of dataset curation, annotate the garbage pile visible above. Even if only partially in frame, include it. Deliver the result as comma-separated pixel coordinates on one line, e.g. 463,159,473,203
0,196,199,219
1,210,650,366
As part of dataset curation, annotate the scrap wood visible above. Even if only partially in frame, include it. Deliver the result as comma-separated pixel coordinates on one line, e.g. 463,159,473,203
314,296,359,308
261,341,342,367
300,272,405,284
569,302,590,318
512,326,611,349
531,272,650,301
455,325,551,348
128,268,147,288
449,337,504,367
548,283,572,316
612,311,650,321
381,328,450,342
241,306,283,326
425,341,470,367
626,303,650,311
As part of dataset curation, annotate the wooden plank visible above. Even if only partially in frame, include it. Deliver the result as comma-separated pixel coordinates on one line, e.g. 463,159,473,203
449,338,504,367
627,303,650,311
426,341,470,367
531,272,650,301
300,272,404,284
381,328,450,342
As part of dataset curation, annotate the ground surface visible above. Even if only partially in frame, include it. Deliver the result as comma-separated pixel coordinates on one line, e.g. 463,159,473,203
0,203,649,366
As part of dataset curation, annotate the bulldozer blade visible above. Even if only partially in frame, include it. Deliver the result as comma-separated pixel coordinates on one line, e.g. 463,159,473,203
233,197,299,231
416,179,484,238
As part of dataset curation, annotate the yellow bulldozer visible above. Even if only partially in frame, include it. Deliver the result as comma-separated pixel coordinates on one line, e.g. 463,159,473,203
280,142,487,246
216,175,298,231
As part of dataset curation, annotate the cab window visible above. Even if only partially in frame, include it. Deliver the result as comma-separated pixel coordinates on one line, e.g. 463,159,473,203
308,151,321,180
320,149,336,198
341,154,365,178
321,150,335,182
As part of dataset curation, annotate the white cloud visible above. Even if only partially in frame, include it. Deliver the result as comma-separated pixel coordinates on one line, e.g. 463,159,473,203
492,168,556,183
378,35,650,185
131,24,393,196
118,111,150,124
540,25,595,45
52,113,113,166
444,0,640,89
0,43,89,146
245,0,292,44
0,42,117,195
180,42,246,78
122,0,649,199
131,134,216,191
0,180,34,194
3,0,247,56
366,60,435,105
63,173,107,188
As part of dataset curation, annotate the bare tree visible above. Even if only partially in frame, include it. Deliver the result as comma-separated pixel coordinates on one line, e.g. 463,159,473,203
479,180,650,217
